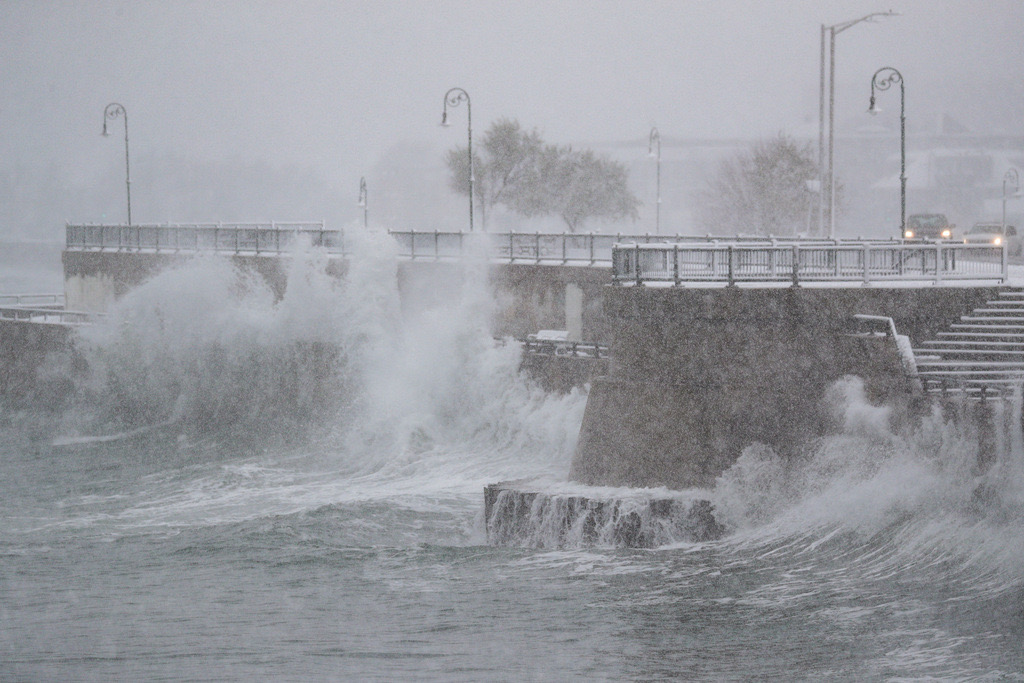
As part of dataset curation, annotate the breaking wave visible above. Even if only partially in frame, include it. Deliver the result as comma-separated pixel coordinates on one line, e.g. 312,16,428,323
37,230,586,535
28,227,1024,591
709,375,1024,604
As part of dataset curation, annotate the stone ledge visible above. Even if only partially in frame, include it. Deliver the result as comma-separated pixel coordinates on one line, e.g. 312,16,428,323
484,480,724,549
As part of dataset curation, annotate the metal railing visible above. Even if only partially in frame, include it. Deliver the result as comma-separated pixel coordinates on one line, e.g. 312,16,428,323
65,222,345,255
0,305,95,325
387,230,900,266
522,338,609,359
612,241,1008,286
0,293,65,308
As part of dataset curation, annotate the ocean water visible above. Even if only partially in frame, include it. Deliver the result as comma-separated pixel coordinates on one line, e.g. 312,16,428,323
3,233,1024,681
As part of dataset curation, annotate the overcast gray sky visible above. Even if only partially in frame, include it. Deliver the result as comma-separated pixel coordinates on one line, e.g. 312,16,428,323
1,0,1022,230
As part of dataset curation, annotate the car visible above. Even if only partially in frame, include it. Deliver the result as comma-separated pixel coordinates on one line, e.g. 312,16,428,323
904,213,955,240
963,222,1021,256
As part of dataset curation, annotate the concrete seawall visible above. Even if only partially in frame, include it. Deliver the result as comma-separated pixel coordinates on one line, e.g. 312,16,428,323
393,261,611,340
569,285,1002,490
0,319,79,410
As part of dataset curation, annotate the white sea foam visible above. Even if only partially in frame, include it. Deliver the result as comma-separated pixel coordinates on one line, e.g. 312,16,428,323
712,374,1024,587
50,229,587,532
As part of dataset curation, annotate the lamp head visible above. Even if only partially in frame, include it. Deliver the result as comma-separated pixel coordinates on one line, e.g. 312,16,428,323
440,111,450,127
868,95,880,115
102,122,110,137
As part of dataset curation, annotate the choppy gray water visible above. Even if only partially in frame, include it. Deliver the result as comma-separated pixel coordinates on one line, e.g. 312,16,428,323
3,236,1024,680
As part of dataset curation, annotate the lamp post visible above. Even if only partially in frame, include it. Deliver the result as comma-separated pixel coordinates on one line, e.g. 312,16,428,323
102,102,131,225
819,11,898,237
441,87,473,232
1004,168,1021,234
648,127,661,235
358,177,368,229
868,67,906,239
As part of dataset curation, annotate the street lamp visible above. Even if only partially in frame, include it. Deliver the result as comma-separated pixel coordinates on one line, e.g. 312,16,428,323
441,87,473,232
102,102,131,225
868,67,906,239
648,127,661,235
358,176,368,229
1004,168,1021,234
819,10,898,237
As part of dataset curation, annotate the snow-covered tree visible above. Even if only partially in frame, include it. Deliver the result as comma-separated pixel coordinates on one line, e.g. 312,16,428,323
445,118,542,229
698,133,820,236
518,146,640,233
446,119,639,232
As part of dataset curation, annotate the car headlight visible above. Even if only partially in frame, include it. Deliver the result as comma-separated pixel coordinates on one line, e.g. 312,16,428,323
994,237,1003,246
941,229,951,238
904,230,914,239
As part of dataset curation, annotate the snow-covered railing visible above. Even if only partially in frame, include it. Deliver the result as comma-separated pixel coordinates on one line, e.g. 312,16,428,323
0,305,95,326
387,230,900,266
0,293,65,308
611,241,1008,286
522,338,609,359
65,222,345,255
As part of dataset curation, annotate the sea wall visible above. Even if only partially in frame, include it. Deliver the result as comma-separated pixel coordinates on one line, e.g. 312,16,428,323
395,261,611,340
569,284,1002,490
0,319,79,410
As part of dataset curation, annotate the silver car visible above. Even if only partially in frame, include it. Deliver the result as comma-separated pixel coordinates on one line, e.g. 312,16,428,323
963,222,1021,256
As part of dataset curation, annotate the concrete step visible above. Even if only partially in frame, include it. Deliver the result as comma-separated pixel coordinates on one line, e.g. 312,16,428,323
916,361,1024,369
960,316,1024,322
921,340,1024,347
914,349,1024,356
917,370,1024,376
938,331,1024,338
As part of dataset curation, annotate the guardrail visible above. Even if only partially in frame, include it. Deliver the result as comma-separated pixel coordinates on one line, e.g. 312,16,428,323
611,241,1008,286
522,338,609,359
0,305,95,325
65,222,345,255
387,230,902,266
0,293,65,308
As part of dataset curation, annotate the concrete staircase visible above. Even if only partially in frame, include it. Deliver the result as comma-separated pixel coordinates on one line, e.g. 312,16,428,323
914,289,1024,399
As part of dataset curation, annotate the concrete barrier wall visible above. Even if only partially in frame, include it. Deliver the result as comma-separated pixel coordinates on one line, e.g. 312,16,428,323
569,285,1002,490
487,264,611,340
0,319,78,410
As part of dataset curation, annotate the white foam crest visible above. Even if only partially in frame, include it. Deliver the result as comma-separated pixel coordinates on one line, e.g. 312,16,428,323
69,245,360,433
53,228,588,528
322,231,587,480
712,375,1024,584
